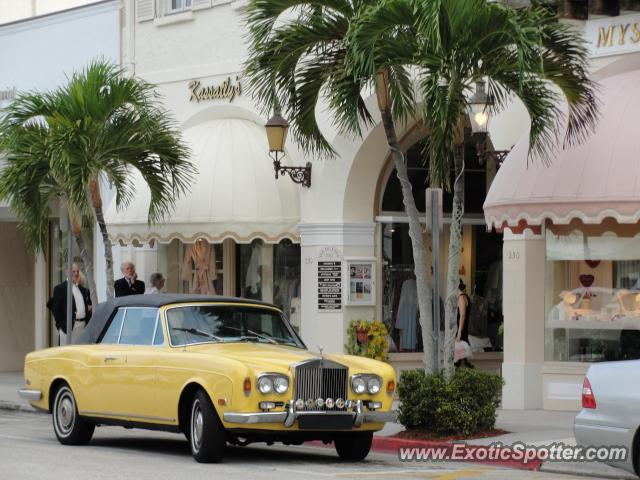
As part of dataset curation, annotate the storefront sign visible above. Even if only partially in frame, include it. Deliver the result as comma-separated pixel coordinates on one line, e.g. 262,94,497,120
0,87,17,103
318,261,342,310
586,14,640,58
188,77,241,103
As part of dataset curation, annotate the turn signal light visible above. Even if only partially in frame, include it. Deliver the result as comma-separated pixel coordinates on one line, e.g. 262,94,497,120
582,377,597,409
243,377,251,397
387,380,396,394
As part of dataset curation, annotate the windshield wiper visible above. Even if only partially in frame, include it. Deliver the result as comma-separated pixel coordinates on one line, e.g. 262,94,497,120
171,327,224,342
224,326,279,344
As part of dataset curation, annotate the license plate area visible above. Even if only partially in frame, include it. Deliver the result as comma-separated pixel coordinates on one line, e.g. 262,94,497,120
298,414,353,430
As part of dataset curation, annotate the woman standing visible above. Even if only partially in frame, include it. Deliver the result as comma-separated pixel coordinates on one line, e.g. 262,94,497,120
456,279,473,368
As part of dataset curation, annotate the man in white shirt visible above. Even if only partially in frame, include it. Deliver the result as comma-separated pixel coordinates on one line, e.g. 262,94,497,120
47,263,92,344
145,273,165,294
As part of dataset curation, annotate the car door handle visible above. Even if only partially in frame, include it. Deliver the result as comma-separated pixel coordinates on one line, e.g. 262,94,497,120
103,356,119,363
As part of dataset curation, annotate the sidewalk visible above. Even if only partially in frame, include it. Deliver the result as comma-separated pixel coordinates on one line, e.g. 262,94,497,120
0,371,635,479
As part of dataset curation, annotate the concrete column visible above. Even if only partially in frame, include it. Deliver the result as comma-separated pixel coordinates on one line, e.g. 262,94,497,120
34,252,48,350
298,223,376,353
501,229,546,409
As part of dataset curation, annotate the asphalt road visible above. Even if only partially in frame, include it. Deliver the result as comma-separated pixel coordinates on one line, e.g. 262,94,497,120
0,410,585,480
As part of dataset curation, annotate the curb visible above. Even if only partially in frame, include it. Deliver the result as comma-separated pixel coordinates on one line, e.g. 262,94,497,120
0,400,44,414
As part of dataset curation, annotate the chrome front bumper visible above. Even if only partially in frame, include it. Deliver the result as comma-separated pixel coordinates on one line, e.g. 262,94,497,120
223,400,398,427
18,389,42,401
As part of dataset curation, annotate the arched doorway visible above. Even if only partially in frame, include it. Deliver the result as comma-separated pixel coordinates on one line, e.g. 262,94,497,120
375,128,504,367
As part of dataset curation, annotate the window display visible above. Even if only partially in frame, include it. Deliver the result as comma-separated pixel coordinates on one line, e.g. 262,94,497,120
545,231,640,362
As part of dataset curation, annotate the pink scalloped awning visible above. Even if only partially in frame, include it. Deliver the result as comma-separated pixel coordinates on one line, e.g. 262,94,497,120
484,69,640,232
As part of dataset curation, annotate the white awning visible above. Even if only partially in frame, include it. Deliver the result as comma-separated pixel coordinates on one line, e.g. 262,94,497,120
106,119,301,244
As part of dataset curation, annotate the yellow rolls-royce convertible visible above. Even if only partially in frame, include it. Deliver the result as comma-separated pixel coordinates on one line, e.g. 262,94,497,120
19,295,397,462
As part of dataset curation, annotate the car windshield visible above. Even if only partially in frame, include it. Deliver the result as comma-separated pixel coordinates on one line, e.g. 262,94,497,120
166,305,304,348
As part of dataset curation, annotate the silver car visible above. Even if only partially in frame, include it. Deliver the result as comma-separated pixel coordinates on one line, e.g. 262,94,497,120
574,360,640,477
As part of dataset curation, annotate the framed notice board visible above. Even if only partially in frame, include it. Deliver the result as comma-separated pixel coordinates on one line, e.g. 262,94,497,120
344,258,376,306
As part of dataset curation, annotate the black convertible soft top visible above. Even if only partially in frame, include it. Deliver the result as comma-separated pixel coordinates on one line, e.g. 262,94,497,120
77,294,276,345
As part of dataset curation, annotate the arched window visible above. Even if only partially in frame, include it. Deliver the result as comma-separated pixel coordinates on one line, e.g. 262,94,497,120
380,131,489,216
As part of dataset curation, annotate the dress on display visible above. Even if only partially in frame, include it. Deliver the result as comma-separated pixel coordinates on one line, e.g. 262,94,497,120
182,242,217,295
245,241,262,298
396,278,418,350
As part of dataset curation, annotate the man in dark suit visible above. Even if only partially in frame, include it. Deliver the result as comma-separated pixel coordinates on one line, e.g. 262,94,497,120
114,261,145,297
47,263,92,344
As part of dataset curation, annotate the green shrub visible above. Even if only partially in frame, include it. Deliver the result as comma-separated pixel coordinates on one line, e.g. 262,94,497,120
397,368,503,436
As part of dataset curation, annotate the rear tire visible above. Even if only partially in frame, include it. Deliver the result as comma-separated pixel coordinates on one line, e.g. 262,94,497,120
52,384,94,445
189,389,226,463
334,431,373,461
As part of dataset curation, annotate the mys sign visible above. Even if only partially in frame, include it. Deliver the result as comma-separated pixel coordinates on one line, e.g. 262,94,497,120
587,14,640,58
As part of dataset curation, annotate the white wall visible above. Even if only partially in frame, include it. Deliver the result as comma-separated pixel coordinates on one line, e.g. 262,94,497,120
0,0,120,93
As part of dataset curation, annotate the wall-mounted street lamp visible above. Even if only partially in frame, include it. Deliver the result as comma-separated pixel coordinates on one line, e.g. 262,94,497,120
265,110,312,188
467,80,510,167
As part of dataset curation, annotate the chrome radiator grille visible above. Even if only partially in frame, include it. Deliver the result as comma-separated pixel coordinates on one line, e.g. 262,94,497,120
293,360,348,411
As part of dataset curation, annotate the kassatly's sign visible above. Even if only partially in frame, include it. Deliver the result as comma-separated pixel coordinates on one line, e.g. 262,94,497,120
587,14,640,58
188,77,241,103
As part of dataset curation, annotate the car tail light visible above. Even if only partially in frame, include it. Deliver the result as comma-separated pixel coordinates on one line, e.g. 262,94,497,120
582,377,597,409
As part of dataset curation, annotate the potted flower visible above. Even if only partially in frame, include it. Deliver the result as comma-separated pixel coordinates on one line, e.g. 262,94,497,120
346,319,390,361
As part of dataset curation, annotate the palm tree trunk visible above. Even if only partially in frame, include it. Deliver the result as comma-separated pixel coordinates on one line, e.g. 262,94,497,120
376,78,435,372
443,143,465,378
70,217,98,308
88,179,115,298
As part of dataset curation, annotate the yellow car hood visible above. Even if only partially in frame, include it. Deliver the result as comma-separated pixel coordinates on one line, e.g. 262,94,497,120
183,342,388,374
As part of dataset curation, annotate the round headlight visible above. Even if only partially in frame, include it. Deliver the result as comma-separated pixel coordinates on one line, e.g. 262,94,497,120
367,377,382,394
352,376,367,394
257,376,273,394
273,376,289,394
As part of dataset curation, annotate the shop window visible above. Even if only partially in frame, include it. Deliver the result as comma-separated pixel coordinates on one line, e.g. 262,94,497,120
236,239,301,325
146,239,223,295
545,231,640,362
381,223,502,353
237,240,267,301
273,239,301,332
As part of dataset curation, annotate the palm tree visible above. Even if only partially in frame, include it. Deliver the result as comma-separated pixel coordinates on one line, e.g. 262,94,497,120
0,94,100,305
0,60,195,299
349,0,598,375
244,0,437,372
244,0,598,373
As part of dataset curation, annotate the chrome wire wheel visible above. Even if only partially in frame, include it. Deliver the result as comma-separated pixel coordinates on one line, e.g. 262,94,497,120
54,387,76,438
191,398,204,454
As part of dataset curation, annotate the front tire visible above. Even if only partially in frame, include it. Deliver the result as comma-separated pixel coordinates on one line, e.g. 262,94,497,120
334,431,373,461
189,389,226,463
52,384,94,445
